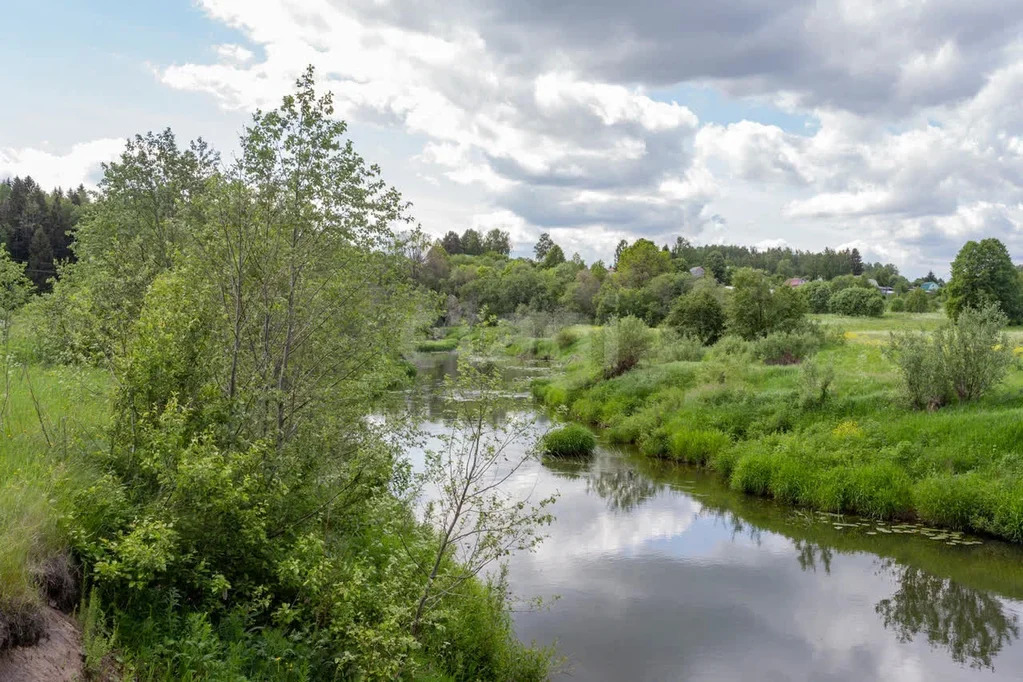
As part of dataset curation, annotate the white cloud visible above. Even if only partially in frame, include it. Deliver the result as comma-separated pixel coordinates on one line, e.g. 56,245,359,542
0,138,124,189
139,0,1023,273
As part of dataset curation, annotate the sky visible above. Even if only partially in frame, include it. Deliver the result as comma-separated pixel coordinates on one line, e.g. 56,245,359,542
4,1,1023,276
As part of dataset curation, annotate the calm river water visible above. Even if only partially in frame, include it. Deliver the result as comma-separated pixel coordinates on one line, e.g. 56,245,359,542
404,352,1023,681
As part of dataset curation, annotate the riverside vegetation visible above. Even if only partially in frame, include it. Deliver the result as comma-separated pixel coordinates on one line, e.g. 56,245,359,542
5,67,1023,681
0,70,553,680
526,300,1023,544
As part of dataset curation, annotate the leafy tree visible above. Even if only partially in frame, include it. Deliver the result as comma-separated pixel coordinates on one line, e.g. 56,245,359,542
705,250,728,283
590,315,652,377
422,243,451,288
482,228,511,256
613,239,628,268
945,238,1022,323
726,268,807,339
41,129,217,364
903,288,932,313
666,283,725,345
590,260,608,281
27,227,54,289
540,243,565,269
440,230,462,254
461,228,483,255
412,353,555,637
830,287,885,316
533,232,555,261
616,239,671,288
850,248,864,275
671,236,691,260
801,280,832,313
562,268,601,317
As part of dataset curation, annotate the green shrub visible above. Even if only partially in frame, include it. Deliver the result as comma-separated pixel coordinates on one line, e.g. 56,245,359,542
541,424,597,457
936,304,1012,401
590,315,652,378
889,297,906,312
655,328,705,362
752,330,821,365
416,338,459,352
887,303,1012,408
708,335,754,362
799,361,834,408
903,288,933,313
554,327,579,350
830,287,885,316
801,280,832,314
886,331,950,409
665,286,725,345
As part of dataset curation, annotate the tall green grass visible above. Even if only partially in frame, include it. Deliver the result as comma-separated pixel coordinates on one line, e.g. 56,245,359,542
533,320,1023,541
0,365,110,615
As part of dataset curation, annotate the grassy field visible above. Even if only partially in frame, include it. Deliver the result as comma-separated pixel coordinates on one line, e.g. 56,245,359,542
0,363,110,621
529,312,1023,544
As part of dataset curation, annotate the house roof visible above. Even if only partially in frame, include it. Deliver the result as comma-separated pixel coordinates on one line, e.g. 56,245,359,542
920,282,940,291
689,266,705,278
784,277,807,287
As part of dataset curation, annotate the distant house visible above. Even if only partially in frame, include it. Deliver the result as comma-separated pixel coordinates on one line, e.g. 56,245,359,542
920,282,940,293
880,286,894,295
689,266,705,279
867,278,880,288
784,277,807,288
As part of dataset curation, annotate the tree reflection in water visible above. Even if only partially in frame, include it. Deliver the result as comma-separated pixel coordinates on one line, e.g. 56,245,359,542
587,469,661,512
875,559,1020,669
793,538,833,574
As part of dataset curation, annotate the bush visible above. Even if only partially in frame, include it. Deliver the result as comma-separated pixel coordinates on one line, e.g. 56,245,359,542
799,360,835,408
590,315,652,378
936,304,1013,401
830,287,885,317
903,288,932,313
801,280,832,314
665,286,725,345
752,330,821,365
554,327,580,350
708,334,754,361
886,303,1012,409
885,332,951,410
655,328,705,362
889,297,906,312
541,424,597,457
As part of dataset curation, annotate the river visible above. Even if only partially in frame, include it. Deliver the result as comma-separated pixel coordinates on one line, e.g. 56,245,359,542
402,351,1023,681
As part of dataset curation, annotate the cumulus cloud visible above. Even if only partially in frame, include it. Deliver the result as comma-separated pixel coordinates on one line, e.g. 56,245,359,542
0,138,124,189
149,0,1023,274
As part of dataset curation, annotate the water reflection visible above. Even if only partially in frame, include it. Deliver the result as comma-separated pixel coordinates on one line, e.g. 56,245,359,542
403,351,1023,680
794,538,834,574
586,468,660,513
875,559,1021,669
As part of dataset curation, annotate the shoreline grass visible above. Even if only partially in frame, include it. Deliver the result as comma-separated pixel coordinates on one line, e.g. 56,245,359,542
531,318,1023,544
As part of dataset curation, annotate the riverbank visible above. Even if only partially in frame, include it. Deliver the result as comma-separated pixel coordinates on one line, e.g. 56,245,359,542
525,313,1023,544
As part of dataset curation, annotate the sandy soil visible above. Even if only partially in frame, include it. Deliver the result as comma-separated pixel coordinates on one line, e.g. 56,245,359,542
0,607,82,682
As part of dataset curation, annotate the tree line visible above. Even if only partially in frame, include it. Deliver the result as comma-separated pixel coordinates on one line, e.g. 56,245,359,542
0,176,88,290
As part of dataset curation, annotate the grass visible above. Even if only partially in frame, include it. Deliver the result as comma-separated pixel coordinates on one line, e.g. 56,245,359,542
531,319,1023,543
540,424,596,457
0,363,110,623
